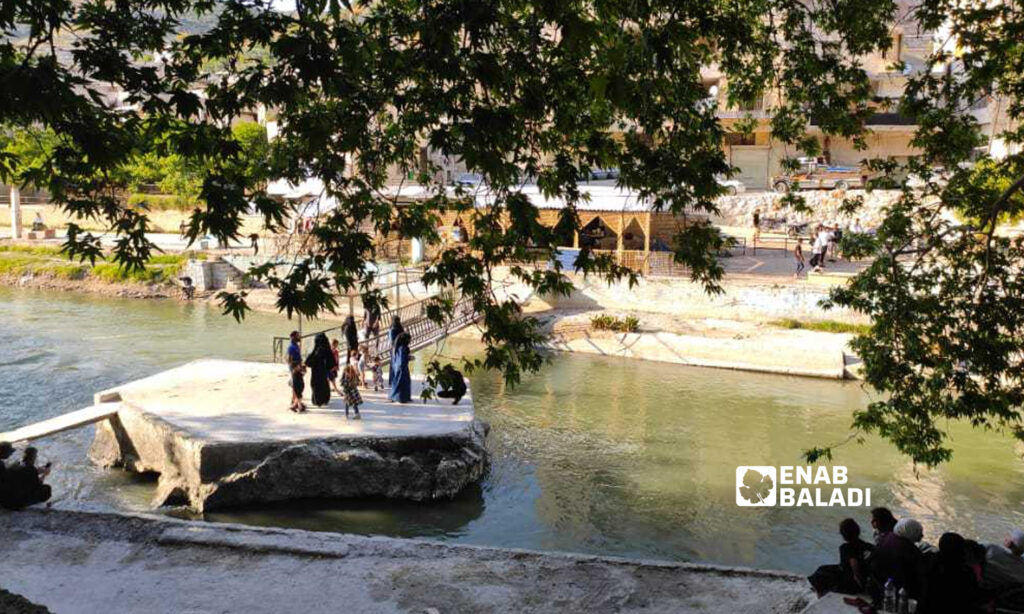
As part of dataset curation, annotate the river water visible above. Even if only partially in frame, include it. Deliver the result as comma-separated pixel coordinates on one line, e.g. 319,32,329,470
3,286,1024,574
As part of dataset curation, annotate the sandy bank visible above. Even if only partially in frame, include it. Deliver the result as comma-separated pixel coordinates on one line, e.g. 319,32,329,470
0,507,815,613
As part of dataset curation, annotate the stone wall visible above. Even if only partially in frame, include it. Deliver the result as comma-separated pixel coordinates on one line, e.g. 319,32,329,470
541,274,866,324
711,189,902,228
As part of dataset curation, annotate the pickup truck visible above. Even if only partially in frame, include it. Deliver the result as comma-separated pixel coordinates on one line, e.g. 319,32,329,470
771,157,869,193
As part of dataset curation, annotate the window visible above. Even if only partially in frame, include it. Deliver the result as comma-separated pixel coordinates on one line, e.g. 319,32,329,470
725,133,756,146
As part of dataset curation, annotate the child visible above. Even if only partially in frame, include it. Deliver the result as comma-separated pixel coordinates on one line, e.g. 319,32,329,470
341,363,363,419
357,345,368,387
793,237,805,279
371,355,384,392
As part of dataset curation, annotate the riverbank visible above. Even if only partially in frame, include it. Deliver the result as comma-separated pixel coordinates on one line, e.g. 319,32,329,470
526,309,861,380
0,507,815,613
0,244,185,299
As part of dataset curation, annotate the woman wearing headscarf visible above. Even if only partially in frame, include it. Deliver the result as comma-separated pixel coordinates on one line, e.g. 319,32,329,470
389,331,412,403
920,532,982,614
388,316,404,385
341,315,359,359
305,333,337,407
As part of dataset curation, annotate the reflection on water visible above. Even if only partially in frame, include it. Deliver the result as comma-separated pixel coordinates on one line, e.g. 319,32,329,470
2,287,1024,574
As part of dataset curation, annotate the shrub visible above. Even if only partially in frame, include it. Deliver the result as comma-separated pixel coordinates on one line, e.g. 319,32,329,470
771,318,870,335
591,314,640,333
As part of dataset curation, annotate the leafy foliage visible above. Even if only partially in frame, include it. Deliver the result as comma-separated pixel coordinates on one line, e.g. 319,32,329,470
3,0,1024,464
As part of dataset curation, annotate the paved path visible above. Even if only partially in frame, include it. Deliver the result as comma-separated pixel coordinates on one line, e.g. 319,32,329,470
0,508,815,614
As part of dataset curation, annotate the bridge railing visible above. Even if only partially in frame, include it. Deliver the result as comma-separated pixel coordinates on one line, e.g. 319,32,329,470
271,296,432,362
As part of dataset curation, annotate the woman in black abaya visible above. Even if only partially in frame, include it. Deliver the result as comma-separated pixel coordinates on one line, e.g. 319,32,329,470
305,333,337,407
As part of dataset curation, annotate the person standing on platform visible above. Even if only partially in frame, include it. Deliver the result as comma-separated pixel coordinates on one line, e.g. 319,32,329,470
342,315,359,359
389,331,413,403
286,331,306,413
305,333,337,407
388,316,404,385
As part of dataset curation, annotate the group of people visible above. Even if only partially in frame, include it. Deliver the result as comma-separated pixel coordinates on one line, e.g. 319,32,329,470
0,441,52,510
285,314,415,416
810,507,1024,612
792,219,865,278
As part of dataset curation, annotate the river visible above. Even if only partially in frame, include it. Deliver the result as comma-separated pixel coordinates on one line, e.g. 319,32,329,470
2,286,1024,574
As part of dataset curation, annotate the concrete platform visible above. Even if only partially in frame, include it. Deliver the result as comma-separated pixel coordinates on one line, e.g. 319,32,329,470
89,359,488,512
101,359,475,442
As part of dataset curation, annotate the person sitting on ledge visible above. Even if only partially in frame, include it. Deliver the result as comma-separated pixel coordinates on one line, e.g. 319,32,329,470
808,517,874,597
920,532,982,614
1,447,53,510
31,212,46,232
983,528,1024,608
435,365,468,405
0,441,14,501
869,507,922,602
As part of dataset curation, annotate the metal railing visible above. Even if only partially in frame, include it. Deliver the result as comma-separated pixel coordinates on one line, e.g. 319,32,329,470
271,295,432,362
271,293,480,363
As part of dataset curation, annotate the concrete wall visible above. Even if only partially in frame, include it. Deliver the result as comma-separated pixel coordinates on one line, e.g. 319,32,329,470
545,274,866,324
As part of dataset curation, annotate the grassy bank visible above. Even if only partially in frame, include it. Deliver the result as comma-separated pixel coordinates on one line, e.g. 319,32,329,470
0,245,188,284
770,318,870,335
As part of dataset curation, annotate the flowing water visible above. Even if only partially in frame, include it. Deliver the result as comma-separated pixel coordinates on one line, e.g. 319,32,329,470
2,286,1024,574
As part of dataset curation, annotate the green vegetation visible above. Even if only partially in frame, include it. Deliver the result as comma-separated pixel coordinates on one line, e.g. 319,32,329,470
591,315,641,333
0,245,187,284
6,0,1024,465
771,319,870,335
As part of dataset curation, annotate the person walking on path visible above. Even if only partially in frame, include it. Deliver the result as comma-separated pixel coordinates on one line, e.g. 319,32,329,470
341,363,363,419
389,331,413,403
286,331,306,413
752,208,762,245
793,238,805,278
363,303,381,340
305,333,338,407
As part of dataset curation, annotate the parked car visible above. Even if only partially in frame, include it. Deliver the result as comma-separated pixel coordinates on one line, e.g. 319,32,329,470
454,172,484,186
771,157,870,193
717,176,746,195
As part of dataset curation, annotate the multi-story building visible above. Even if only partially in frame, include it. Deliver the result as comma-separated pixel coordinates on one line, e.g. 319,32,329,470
704,24,933,190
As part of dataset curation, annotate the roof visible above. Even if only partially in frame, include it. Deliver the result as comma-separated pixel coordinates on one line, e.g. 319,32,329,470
271,178,658,213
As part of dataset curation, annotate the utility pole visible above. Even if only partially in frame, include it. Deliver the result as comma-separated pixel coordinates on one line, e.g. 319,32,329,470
9,185,23,239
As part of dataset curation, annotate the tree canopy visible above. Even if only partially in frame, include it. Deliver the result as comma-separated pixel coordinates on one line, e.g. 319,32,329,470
2,0,1023,465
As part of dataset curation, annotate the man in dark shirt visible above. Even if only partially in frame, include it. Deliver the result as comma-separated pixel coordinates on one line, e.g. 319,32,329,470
286,331,306,413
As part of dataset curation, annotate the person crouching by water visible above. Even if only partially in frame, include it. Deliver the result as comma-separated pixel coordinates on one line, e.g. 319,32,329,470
389,331,413,403
808,518,874,597
305,333,337,407
286,331,307,413
1,446,53,510
341,363,363,419
436,364,468,405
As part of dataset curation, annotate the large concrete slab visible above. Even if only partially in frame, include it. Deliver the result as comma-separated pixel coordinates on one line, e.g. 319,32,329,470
0,508,815,614
103,359,474,442
88,360,488,512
